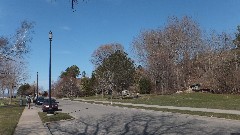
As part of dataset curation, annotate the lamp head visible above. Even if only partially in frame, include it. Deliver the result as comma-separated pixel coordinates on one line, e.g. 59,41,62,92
49,31,53,40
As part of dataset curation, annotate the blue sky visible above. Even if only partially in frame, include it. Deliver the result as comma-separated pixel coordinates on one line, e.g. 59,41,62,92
0,0,240,90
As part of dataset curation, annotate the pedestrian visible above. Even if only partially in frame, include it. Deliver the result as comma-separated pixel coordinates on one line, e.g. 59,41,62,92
27,96,31,109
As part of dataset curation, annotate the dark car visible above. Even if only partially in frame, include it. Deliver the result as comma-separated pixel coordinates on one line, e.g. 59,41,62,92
42,98,58,112
35,97,45,105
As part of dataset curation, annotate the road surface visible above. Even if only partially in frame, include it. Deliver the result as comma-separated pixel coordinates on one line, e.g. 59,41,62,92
47,99,240,135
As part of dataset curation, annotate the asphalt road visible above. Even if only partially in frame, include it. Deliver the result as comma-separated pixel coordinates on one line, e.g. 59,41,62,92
47,99,240,135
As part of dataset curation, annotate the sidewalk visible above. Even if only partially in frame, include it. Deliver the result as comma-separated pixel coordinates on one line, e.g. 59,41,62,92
14,104,50,135
75,98,240,115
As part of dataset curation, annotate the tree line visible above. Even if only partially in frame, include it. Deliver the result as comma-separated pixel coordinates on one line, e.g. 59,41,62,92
133,16,240,94
51,16,240,98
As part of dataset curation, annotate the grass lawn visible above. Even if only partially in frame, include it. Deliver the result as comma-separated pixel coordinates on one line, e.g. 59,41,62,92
80,93,240,110
121,104,240,120
38,112,73,123
0,98,25,135
115,104,240,121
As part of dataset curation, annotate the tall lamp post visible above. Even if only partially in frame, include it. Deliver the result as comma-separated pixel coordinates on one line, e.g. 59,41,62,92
49,31,53,113
33,81,35,97
36,72,38,100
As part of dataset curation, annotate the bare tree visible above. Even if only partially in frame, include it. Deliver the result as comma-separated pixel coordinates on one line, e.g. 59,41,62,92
0,20,34,103
91,43,124,68
133,16,203,94
133,16,240,94
1,61,26,104
95,72,111,98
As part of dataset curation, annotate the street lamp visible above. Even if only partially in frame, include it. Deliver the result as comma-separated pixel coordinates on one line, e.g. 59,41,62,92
36,72,38,100
48,31,53,113
33,81,35,98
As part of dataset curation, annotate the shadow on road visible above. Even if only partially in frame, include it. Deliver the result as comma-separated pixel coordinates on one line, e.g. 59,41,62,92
47,112,239,135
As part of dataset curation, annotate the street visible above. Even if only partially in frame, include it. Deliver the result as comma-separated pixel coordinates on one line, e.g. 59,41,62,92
47,99,240,135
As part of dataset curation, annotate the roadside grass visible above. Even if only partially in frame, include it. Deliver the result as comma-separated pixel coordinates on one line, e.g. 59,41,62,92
0,98,24,135
116,104,240,121
81,100,240,121
38,112,73,123
80,93,240,110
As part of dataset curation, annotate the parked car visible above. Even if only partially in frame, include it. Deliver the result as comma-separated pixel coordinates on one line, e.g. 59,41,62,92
42,98,58,112
35,97,45,105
